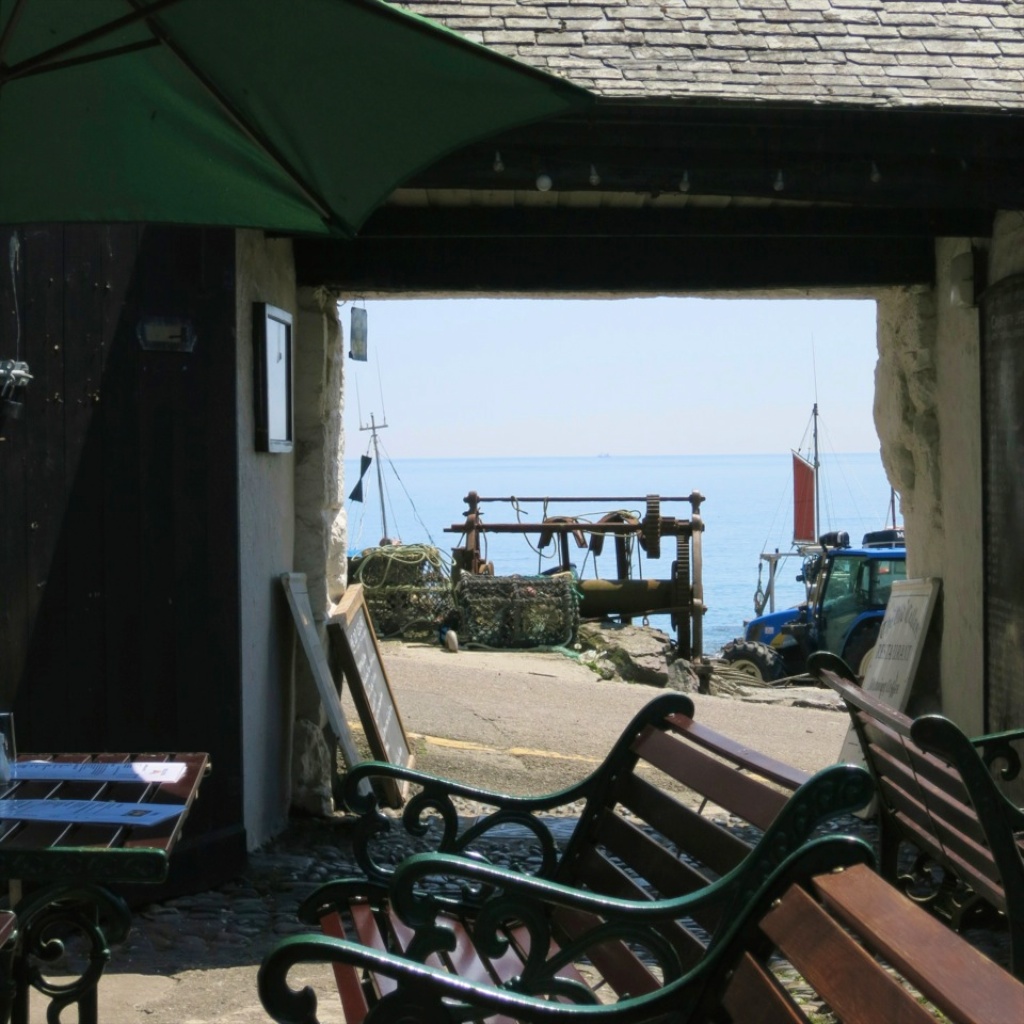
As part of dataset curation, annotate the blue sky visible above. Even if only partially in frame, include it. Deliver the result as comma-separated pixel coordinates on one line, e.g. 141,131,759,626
341,297,880,459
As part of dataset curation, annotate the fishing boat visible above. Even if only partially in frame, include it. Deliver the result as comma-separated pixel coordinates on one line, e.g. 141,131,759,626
346,412,454,638
720,404,905,680
750,403,827,618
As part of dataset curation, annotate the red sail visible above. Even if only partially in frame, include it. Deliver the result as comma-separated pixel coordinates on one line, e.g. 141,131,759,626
793,452,816,544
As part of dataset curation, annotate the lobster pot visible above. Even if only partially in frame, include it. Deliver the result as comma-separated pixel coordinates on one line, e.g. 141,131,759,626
456,574,580,649
348,545,455,638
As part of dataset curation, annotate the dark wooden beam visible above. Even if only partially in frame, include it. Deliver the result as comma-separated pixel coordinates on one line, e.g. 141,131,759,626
295,234,934,293
406,103,1024,209
358,205,991,240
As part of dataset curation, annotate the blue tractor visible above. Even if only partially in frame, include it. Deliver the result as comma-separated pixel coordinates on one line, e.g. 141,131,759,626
720,529,906,681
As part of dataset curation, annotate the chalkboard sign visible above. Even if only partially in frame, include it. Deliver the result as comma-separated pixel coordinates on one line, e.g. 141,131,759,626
838,577,941,767
328,584,413,808
279,573,368,800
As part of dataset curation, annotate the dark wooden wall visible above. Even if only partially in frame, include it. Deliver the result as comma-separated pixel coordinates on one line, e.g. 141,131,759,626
981,274,1024,734
0,224,245,890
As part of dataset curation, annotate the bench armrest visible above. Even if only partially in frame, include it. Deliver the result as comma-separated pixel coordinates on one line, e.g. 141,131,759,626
307,763,875,946
343,692,698,885
263,835,874,1024
341,760,594,884
969,728,1024,783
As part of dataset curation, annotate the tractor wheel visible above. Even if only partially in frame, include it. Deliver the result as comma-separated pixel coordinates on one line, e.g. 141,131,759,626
843,624,881,679
719,640,786,683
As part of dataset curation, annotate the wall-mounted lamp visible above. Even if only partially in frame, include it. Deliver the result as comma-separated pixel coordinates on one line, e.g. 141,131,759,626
136,316,197,352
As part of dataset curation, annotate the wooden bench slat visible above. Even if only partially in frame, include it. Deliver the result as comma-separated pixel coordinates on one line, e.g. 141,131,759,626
588,808,728,899
820,665,1024,977
550,905,662,998
320,909,372,1023
876,772,1000,884
905,744,974,800
615,773,753,876
721,953,806,1024
883,803,1007,909
563,848,711,968
350,902,400,999
633,726,789,831
814,865,1024,1024
665,714,809,791
872,741,991,849
912,764,992,847
761,881,938,1024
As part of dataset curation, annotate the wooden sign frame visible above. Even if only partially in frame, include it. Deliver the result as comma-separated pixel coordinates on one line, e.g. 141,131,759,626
328,584,413,808
279,573,371,802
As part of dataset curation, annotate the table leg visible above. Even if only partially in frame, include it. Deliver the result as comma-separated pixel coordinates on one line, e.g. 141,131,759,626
11,883,130,1024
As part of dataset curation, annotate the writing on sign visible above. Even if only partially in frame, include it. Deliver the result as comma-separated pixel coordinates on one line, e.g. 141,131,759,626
329,584,413,808
839,577,940,768
862,577,940,704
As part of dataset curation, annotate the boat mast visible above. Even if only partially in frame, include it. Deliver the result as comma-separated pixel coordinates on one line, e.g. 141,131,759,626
361,412,390,543
812,402,820,541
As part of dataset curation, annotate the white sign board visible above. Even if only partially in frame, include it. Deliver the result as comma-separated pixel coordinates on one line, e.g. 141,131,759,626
838,577,941,766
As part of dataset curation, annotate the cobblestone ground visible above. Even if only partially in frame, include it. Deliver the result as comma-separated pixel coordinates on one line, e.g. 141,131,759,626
117,816,368,974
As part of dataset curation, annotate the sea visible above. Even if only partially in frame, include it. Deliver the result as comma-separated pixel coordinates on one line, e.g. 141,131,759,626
344,453,897,656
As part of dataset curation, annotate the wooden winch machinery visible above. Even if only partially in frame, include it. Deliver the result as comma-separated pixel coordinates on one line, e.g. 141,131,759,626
446,491,706,658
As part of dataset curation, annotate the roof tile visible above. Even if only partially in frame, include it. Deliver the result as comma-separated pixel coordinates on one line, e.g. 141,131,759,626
402,1,1024,110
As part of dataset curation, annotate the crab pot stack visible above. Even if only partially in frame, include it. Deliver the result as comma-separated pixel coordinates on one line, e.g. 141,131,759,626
456,573,580,648
347,545,454,638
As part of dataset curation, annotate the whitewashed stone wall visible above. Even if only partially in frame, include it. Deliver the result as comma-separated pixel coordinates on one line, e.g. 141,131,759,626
236,230,297,848
290,289,347,815
875,217,1024,733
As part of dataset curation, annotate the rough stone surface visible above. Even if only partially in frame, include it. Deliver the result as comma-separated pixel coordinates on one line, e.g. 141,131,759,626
400,1,1024,109
577,621,677,684
289,718,335,816
577,623,844,709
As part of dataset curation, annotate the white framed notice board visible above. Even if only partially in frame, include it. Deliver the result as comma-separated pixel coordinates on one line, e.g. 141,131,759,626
838,577,941,766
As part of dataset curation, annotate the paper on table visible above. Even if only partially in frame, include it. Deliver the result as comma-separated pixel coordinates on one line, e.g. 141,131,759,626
0,798,185,827
12,762,187,784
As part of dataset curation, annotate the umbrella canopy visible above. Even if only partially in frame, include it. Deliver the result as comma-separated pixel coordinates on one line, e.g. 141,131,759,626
0,0,590,237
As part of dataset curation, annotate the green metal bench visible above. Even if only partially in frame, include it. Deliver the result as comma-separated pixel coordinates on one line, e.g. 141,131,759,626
257,693,883,1021
340,692,824,889
258,833,1024,1023
813,652,1024,978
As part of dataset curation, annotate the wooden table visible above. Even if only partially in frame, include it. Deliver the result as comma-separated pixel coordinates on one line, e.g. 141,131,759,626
0,753,209,1024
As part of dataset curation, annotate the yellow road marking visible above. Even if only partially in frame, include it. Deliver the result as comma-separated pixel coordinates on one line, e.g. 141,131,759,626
348,720,600,765
421,734,600,764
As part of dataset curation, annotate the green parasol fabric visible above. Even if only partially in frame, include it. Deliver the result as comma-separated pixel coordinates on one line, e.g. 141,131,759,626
0,0,590,237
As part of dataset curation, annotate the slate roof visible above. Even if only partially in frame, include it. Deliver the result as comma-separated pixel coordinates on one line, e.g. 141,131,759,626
401,1,1024,110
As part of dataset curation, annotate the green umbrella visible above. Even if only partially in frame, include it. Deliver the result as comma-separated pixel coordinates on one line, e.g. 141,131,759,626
0,0,590,237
